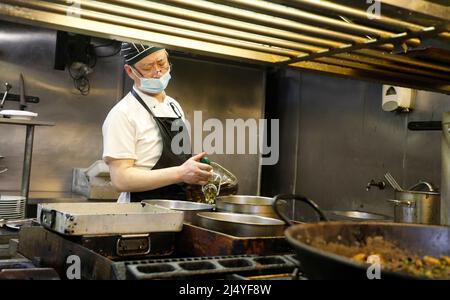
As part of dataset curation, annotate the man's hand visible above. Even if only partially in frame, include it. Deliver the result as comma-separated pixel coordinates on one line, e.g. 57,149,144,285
177,152,213,185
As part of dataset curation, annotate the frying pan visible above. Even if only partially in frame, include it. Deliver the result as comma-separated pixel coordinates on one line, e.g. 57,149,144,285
272,194,450,279
197,212,285,237
215,195,279,219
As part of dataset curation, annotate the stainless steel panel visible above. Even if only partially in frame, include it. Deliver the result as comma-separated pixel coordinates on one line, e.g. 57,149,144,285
296,73,404,217
404,91,449,191
259,69,301,220
261,70,450,221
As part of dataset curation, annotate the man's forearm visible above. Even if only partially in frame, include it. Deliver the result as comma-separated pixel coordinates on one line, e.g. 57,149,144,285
113,166,182,192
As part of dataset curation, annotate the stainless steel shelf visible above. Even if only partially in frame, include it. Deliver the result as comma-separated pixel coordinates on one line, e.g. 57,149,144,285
0,117,55,217
0,118,54,126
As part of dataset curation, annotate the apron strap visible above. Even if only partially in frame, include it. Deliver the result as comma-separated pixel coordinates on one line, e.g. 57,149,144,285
131,88,156,118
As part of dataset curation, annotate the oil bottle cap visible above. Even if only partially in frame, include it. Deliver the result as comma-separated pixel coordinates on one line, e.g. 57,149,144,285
200,156,211,165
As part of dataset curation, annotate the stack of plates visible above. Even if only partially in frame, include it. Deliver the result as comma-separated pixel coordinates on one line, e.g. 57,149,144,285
0,195,26,220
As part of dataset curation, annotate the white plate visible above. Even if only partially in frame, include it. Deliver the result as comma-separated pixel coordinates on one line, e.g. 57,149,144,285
0,207,25,211
0,200,25,203
0,204,25,207
0,213,23,216
0,205,24,208
0,209,24,213
0,110,38,120
0,199,25,202
0,195,26,200
0,211,24,215
0,215,24,219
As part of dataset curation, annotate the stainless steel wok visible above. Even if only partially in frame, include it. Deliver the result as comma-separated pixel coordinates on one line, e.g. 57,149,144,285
272,194,450,279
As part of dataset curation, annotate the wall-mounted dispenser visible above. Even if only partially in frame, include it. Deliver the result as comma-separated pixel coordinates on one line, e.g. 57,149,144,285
382,85,416,112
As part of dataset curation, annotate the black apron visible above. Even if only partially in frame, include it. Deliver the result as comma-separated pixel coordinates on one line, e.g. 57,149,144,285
130,88,191,202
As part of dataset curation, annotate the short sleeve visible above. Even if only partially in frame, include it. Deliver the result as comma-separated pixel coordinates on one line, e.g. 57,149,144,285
102,109,137,161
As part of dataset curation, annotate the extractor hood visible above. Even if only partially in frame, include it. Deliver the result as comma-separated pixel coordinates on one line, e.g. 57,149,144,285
0,0,449,94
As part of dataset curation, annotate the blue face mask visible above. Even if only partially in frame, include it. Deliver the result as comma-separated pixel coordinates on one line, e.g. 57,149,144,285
132,68,171,94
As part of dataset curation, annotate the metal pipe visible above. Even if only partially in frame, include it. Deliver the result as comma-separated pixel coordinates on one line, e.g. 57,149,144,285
56,0,325,54
0,1,289,63
335,53,450,82
165,0,378,46
227,0,421,46
108,0,342,49
356,49,450,74
313,56,450,89
279,26,438,65
21,125,35,218
293,0,450,41
5,0,301,58
292,0,424,31
289,60,450,94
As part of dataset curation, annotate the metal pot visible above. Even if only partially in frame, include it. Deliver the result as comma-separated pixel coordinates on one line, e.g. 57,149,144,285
215,195,279,219
388,181,440,225
196,212,286,237
141,200,213,224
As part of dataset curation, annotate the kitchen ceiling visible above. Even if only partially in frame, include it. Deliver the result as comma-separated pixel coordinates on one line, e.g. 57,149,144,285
0,0,449,94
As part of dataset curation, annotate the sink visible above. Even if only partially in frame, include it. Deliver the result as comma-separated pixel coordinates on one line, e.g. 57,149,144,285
324,210,392,221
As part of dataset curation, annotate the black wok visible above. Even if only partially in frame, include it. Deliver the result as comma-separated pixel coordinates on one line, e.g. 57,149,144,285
273,194,450,280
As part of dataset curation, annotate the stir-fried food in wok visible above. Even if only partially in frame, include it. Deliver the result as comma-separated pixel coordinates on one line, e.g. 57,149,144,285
307,235,450,279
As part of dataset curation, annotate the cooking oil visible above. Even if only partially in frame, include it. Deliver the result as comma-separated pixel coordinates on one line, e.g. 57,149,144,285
202,172,221,205
199,156,221,204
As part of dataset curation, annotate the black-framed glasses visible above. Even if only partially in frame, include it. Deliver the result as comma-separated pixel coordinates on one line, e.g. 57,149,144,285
134,62,172,78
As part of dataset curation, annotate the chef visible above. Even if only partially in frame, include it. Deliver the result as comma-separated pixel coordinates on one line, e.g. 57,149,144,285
102,42,212,203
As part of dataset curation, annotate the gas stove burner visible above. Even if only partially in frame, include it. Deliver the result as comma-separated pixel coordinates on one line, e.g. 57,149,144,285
112,254,300,280
18,226,303,280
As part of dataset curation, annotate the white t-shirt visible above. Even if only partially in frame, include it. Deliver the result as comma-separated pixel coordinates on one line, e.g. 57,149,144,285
102,87,185,203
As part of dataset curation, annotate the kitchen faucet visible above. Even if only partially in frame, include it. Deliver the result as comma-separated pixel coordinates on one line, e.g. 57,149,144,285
366,179,386,191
